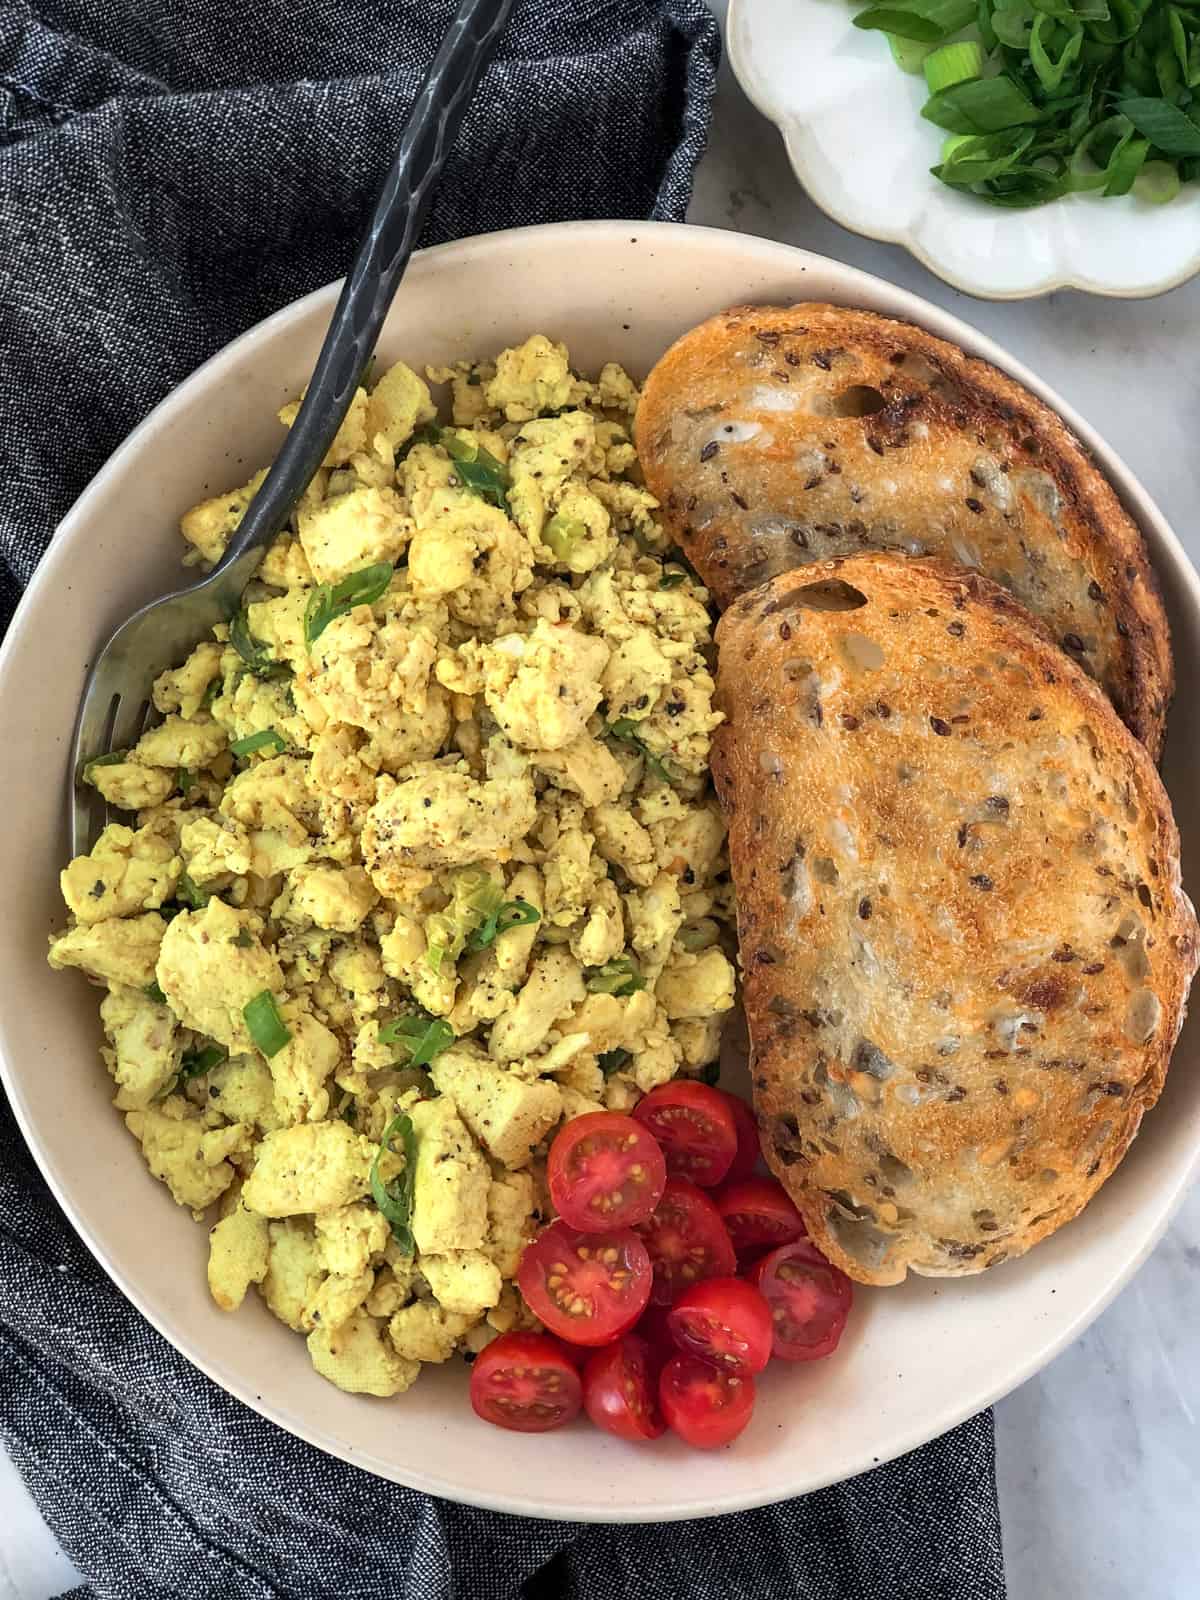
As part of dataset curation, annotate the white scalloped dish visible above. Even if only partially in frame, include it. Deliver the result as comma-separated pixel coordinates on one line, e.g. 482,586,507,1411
728,0,1200,298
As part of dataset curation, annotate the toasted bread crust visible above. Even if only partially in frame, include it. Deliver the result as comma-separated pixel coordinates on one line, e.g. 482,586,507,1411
712,554,1196,1285
637,304,1172,756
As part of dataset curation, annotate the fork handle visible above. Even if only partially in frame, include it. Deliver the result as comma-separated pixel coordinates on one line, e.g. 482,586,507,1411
211,0,512,599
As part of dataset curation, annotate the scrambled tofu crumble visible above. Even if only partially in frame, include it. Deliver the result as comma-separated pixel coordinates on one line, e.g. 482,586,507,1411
49,336,737,1399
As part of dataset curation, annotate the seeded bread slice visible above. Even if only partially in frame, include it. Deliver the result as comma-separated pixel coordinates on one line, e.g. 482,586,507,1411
636,303,1172,757
711,553,1197,1285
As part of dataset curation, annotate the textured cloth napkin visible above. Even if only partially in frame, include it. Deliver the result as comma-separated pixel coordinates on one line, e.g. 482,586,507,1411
0,1,1005,1595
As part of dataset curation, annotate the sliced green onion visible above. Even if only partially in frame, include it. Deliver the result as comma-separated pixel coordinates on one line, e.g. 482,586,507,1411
1027,15,1083,90
243,991,291,1057
230,728,287,758
607,719,675,786
888,30,932,69
175,871,210,911
370,1111,417,1253
542,513,587,563
598,1047,632,1077
1136,157,1182,199
178,1043,228,1081
1104,133,1150,194
923,39,984,91
379,1013,455,1068
439,429,511,511
854,0,976,41
82,750,126,785
466,898,542,952
422,871,537,970
425,939,448,975
990,3,1033,47
144,981,167,1004
1118,95,1200,154
586,957,647,998
177,767,194,795
304,562,395,646
201,678,222,709
229,611,291,681
922,76,1040,133
937,126,1036,182
866,0,1198,208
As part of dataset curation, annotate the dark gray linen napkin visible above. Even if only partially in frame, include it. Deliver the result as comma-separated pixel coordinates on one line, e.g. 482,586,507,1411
0,2,1005,1594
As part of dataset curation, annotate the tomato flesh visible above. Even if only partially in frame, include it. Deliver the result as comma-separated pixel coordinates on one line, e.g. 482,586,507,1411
548,1112,667,1232
518,1220,652,1346
636,1177,737,1305
667,1276,773,1376
750,1239,854,1361
582,1335,666,1441
715,1177,806,1258
632,1081,738,1187
659,1353,756,1449
721,1091,762,1182
470,1332,582,1433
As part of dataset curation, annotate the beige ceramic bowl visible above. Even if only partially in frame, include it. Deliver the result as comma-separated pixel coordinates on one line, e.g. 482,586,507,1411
2,222,1197,1521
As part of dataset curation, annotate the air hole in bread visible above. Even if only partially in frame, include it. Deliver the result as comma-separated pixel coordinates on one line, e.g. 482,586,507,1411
770,1114,806,1166
840,630,886,672
827,1210,895,1269
826,1188,875,1222
830,384,887,418
853,1039,895,1081
812,856,839,885
1111,914,1150,980
890,351,939,385
878,1151,913,1186
764,580,867,614
1124,987,1161,1044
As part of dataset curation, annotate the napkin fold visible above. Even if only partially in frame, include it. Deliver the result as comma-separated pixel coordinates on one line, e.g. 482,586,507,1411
0,2,1004,1594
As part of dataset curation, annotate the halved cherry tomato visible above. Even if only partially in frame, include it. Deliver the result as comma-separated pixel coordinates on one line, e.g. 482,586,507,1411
667,1277,773,1376
636,1177,737,1305
470,1332,583,1433
632,1081,738,1187
659,1353,756,1449
749,1239,853,1361
715,1177,806,1258
721,1092,762,1182
518,1220,652,1346
548,1112,667,1232
582,1335,666,1441
633,1301,677,1373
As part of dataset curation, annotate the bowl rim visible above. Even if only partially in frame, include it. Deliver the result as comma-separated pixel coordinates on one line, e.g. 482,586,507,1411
4,218,1200,1520
725,0,1200,302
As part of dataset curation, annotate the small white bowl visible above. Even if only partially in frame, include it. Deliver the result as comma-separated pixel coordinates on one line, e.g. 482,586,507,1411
728,0,1200,299
2,222,1198,1520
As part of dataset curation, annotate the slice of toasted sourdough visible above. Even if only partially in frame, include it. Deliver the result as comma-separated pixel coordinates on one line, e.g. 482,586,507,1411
637,303,1172,757
711,553,1197,1284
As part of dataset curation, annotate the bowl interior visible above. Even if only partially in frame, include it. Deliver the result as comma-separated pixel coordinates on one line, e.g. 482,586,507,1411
2,221,1197,1521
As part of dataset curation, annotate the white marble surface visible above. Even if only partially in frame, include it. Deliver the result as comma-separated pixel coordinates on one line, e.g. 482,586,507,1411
3,11,1199,1594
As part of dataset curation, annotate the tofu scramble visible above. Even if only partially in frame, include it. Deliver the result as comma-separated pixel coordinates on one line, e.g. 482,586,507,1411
48,336,738,1399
